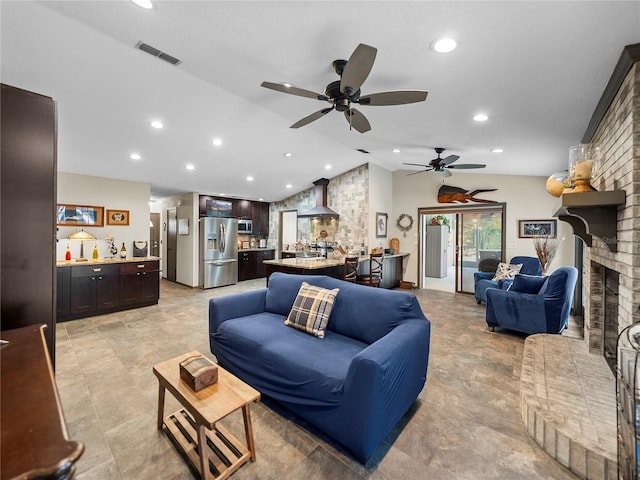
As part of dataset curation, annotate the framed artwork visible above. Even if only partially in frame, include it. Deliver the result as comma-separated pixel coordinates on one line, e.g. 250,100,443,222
178,218,189,235
57,204,104,227
518,219,557,238
106,209,130,226
206,199,233,217
376,212,388,238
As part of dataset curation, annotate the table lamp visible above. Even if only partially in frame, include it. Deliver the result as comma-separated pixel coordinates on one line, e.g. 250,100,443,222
68,229,96,262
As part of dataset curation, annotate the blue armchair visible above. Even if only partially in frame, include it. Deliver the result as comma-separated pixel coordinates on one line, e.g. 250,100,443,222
485,266,578,335
474,256,541,304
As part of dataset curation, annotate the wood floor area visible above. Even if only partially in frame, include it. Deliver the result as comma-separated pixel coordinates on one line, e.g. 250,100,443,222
55,278,579,480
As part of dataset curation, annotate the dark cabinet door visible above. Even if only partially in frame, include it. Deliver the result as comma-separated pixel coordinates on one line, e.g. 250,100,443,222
119,273,140,306
233,199,252,219
96,274,119,310
238,252,252,281
70,276,96,316
252,202,270,235
256,250,275,278
140,270,160,303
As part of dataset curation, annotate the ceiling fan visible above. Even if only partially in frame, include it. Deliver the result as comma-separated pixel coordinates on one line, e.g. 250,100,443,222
261,43,428,133
403,147,486,177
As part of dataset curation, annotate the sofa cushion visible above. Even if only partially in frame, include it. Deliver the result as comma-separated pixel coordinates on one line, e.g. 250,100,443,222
492,262,523,281
285,282,339,338
509,274,547,294
213,312,367,406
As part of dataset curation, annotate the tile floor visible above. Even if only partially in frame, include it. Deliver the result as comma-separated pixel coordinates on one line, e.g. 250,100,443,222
55,279,579,479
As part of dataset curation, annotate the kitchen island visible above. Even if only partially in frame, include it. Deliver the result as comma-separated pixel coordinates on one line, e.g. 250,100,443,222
263,252,409,289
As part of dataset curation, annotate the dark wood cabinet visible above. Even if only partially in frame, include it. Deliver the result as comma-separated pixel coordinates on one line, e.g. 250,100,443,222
252,202,270,235
1,84,57,365
120,261,160,306
233,199,252,219
57,260,160,321
69,264,120,316
238,250,274,281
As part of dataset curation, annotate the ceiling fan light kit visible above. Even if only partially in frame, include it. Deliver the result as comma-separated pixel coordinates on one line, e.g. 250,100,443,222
261,43,428,133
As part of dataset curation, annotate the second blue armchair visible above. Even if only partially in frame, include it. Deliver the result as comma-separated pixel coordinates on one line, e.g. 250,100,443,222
474,256,542,304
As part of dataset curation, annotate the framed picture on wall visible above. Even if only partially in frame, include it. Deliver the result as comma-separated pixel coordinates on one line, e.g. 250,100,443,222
57,204,104,227
376,212,388,238
518,219,557,238
106,209,130,226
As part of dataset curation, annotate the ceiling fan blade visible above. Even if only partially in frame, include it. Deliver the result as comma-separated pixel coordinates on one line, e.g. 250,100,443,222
290,107,334,129
439,169,453,177
261,81,328,101
359,90,428,106
447,164,486,169
441,154,460,165
406,169,430,176
340,44,377,95
403,162,430,167
344,108,371,133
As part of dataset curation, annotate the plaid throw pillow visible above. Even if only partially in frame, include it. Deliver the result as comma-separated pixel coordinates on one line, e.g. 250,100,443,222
492,262,523,281
284,282,339,338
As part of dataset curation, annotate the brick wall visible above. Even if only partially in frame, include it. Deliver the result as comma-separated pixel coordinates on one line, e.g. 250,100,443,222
268,164,369,249
584,62,640,353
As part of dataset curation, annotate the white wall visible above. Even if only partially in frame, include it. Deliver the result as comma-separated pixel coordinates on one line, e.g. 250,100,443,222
391,170,574,284
368,163,393,252
57,172,150,261
161,192,199,287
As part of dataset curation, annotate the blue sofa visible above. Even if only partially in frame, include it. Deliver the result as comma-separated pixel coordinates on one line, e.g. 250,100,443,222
474,256,542,304
485,266,578,335
209,272,431,463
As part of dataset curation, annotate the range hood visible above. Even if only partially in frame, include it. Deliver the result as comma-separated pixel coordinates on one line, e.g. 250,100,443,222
298,178,340,218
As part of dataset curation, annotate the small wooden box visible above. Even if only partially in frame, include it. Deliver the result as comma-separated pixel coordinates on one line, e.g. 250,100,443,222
179,354,218,391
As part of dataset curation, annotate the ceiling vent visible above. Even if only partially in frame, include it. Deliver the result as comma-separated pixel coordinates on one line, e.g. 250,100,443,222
356,148,370,154
135,41,182,66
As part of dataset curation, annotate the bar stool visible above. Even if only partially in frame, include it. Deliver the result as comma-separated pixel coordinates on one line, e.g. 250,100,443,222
343,256,359,283
357,252,383,288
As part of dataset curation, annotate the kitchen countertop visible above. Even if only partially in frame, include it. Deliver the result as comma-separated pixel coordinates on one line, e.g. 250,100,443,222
264,252,408,270
238,248,275,252
56,256,161,267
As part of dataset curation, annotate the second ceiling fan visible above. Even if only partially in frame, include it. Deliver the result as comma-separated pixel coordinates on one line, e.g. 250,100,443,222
261,43,428,133
404,147,486,177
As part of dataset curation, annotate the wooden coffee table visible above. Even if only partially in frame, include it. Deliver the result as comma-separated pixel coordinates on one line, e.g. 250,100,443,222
153,351,260,480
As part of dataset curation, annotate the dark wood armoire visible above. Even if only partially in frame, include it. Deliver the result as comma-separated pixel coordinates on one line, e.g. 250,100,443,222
1,83,57,364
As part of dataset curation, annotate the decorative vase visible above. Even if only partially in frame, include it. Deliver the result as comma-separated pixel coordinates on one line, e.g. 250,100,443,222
568,144,600,193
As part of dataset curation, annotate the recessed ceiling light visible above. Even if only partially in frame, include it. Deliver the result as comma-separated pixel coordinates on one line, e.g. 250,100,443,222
186,164,195,170
392,148,401,153
129,153,141,160
473,113,489,122
246,176,254,182
283,83,293,88
283,152,293,157
212,138,222,146
219,193,225,196
325,164,332,170
131,0,153,9
491,148,504,153
150,120,164,129
258,198,264,201
432,38,457,53
286,184,292,189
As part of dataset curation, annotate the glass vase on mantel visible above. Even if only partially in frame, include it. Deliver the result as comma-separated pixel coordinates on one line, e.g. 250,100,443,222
568,143,601,193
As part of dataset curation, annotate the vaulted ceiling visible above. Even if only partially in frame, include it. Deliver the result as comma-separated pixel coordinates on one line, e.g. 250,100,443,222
2,1,639,201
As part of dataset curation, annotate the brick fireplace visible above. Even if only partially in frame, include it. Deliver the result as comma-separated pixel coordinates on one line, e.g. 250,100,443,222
580,45,640,360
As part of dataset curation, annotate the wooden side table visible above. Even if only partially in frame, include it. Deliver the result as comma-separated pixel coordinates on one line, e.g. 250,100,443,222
153,351,260,480
1,325,84,480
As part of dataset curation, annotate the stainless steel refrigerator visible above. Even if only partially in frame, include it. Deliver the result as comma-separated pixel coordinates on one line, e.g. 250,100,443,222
199,217,238,288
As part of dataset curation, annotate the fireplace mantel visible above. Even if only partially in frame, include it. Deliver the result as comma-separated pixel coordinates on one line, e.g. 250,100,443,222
554,190,626,252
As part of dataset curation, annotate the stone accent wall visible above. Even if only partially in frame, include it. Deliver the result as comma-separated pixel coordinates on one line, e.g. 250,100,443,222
268,164,369,250
584,62,640,353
